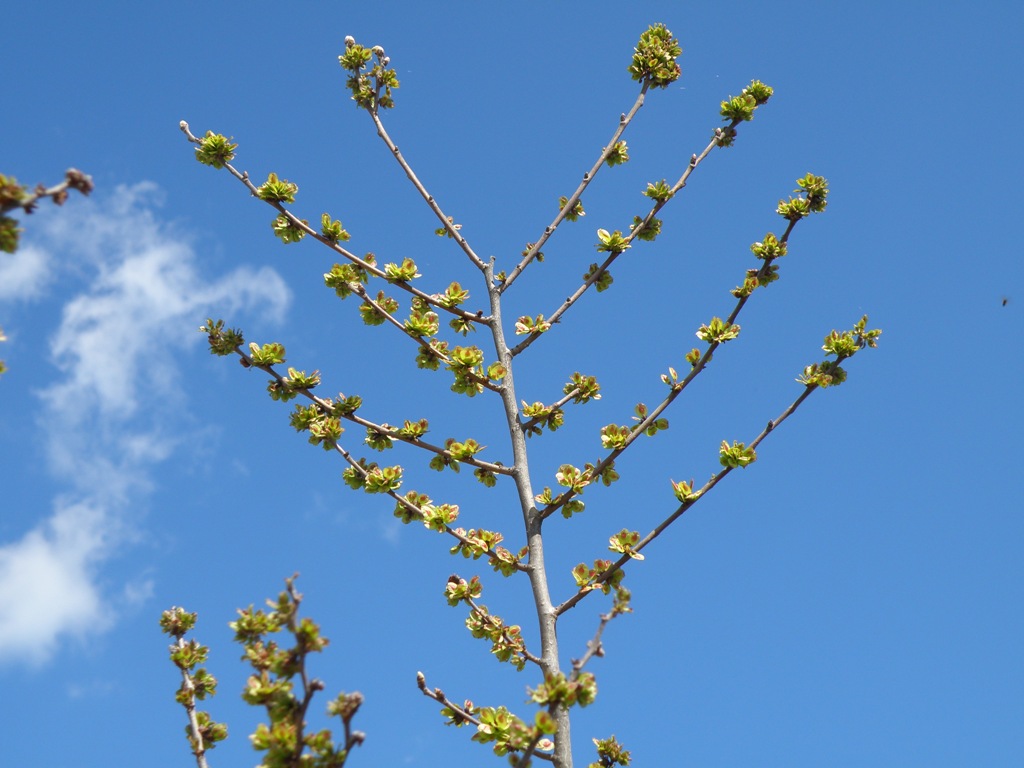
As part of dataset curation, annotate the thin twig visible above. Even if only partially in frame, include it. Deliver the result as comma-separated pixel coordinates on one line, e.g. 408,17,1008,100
500,85,651,293
554,373,835,617
365,112,488,271
571,612,612,675
538,217,797,520
415,673,555,764
236,347,511,474
510,121,741,358
174,637,212,768
179,121,488,325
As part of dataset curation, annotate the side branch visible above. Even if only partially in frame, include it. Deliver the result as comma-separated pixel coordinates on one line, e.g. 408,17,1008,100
500,85,650,292
366,112,488,271
555,374,834,617
415,673,555,764
539,210,794,520
334,435,526,571
237,344,510,474
178,121,488,325
510,123,738,358
347,284,501,397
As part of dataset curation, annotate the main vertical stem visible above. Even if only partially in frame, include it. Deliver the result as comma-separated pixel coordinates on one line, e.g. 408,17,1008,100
484,262,572,768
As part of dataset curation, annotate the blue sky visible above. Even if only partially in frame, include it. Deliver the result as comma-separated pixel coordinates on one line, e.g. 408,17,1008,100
2,2,1022,766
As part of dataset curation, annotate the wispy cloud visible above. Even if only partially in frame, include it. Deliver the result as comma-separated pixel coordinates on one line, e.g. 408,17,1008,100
0,183,290,665
0,243,50,301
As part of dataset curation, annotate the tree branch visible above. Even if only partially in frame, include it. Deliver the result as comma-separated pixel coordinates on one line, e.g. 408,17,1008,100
179,121,488,324
365,112,488,271
555,371,837,617
500,85,650,292
510,121,740,358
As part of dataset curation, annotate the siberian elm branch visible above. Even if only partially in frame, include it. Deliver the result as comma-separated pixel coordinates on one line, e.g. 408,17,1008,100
233,344,510,475
500,85,651,293
554,368,842,617
539,211,797,520
364,112,488,271
178,121,488,325
0,168,93,215
519,386,580,433
332,438,526,571
172,636,213,768
510,121,742,358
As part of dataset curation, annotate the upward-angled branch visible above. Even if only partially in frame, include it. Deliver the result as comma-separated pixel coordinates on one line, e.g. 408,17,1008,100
366,110,488,272
178,121,490,325
499,85,650,293
509,115,750,359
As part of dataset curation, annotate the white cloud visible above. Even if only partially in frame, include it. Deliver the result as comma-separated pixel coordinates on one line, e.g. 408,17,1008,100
0,243,50,300
0,182,290,665
0,501,110,665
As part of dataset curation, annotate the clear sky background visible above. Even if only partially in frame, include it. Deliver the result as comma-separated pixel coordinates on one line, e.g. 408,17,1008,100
2,2,1022,766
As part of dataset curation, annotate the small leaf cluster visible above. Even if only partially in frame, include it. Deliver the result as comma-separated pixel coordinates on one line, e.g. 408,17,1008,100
248,341,287,366
583,262,614,292
558,195,586,222
599,423,631,450
320,213,351,244
515,314,552,336
732,232,787,298
595,228,630,254
520,241,545,263
470,705,553,759
777,173,829,220
572,559,625,596
268,367,321,403
643,179,673,203
605,141,630,167
342,459,403,493
444,345,503,397
450,528,522,577
719,440,757,468
324,255,375,299
564,372,602,404
193,131,238,169
529,671,597,708
405,306,439,337
696,316,741,343
430,437,485,472
632,402,668,436
339,36,399,110
384,257,420,283
798,315,880,388
590,735,632,767
433,281,470,309
200,318,245,356
521,401,565,436
628,23,682,88
359,289,399,326
290,404,345,450
720,80,774,122
629,214,661,242
535,485,585,519
716,80,773,147
272,214,308,244
434,215,463,239
671,478,701,503
608,529,644,560
257,172,299,204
